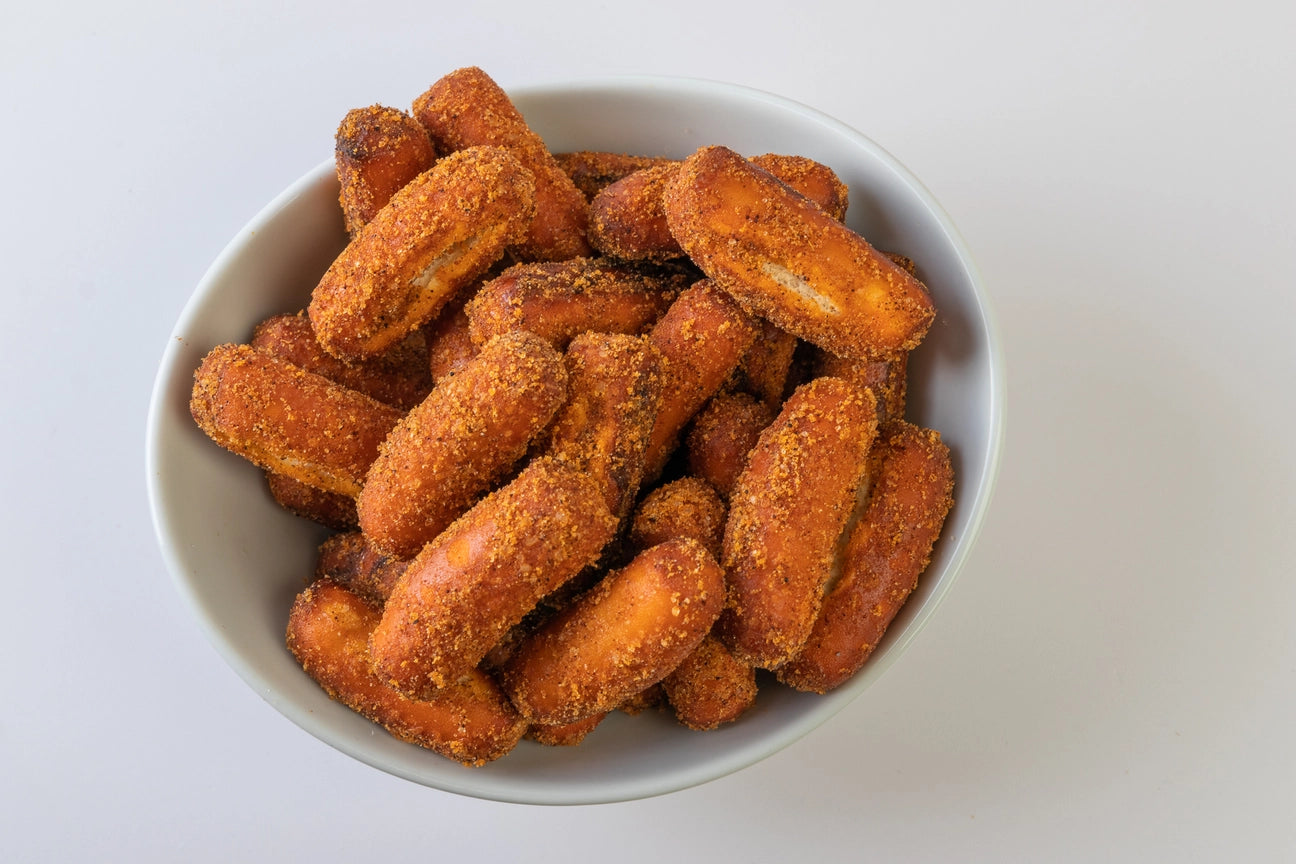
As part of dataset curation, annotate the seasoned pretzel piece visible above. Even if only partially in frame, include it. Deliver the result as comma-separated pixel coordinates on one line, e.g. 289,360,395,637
335,105,437,235
628,476,727,560
190,344,402,497
661,635,758,731
664,146,936,359
588,154,849,262
413,66,590,261
314,531,410,604
251,311,433,411
308,145,536,361
287,580,526,766
358,331,568,559
733,318,799,407
500,538,725,725
643,280,760,481
465,258,689,350
267,473,358,530
554,150,675,200
525,712,608,747
814,348,909,424
778,422,953,693
684,391,775,500
541,332,664,521
422,293,479,383
370,457,617,697
718,377,878,669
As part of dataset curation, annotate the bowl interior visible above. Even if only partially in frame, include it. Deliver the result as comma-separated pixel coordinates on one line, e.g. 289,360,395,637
146,76,1003,805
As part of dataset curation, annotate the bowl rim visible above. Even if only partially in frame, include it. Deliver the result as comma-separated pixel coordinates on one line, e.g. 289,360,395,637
145,73,1005,805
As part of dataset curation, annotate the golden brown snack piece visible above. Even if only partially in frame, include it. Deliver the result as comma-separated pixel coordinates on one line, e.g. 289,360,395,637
465,258,688,350
733,319,799,407
628,476,727,560
749,153,849,222
286,579,525,766
308,145,536,361
525,712,608,746
617,684,665,715
778,422,953,693
884,251,918,274
554,150,676,200
335,105,437,236
664,146,935,359
314,531,410,604
267,473,358,531
251,311,433,411
643,280,760,481
358,331,568,559
541,332,664,520
500,538,725,725
413,66,590,261
718,377,878,669
589,155,849,262
422,293,479,383
684,391,775,500
814,348,909,424
661,635,758,731
370,457,618,697
190,344,402,497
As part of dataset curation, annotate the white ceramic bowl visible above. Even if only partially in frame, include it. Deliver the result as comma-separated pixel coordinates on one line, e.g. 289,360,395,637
146,76,1004,805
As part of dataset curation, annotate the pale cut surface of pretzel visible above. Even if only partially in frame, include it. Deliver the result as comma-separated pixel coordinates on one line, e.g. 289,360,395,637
664,145,935,359
335,104,437,236
369,457,618,697
286,580,526,766
308,145,535,361
717,376,878,668
190,344,402,498
777,421,953,693
413,66,590,261
357,330,568,559
500,537,725,726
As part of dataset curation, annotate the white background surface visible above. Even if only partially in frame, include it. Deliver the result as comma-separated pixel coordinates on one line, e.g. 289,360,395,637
3,0,1293,860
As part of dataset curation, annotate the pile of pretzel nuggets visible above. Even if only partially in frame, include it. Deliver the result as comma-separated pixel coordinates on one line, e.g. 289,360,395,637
190,66,955,766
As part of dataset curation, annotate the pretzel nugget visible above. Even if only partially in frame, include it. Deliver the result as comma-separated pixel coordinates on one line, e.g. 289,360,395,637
718,377,878,668
335,105,437,235
314,531,410,604
684,391,775,500
308,145,536,361
466,258,688,350
266,473,358,530
664,146,935,359
251,311,433,411
370,457,617,697
190,344,402,497
413,66,590,261
643,279,760,480
287,580,525,766
542,332,664,520
661,635,758,731
628,476,727,560
358,330,568,559
778,422,954,693
733,318,799,407
500,538,725,725
422,293,479,382
554,150,675,199
589,155,849,262
525,712,608,747
814,348,909,424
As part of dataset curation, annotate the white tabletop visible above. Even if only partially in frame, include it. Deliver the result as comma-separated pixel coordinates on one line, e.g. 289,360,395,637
4,1,1294,860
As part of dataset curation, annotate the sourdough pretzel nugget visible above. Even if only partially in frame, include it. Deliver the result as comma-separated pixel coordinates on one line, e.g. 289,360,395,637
554,150,675,200
413,66,590,261
778,421,954,693
335,105,437,236
718,376,879,669
190,344,402,497
370,457,618,697
266,472,358,530
664,145,935,359
314,531,410,604
287,580,526,765
308,145,536,361
500,537,725,726
357,330,568,559
628,476,728,560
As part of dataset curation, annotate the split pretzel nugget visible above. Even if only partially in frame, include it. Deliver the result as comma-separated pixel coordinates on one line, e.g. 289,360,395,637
308,145,536,361
664,145,935,359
